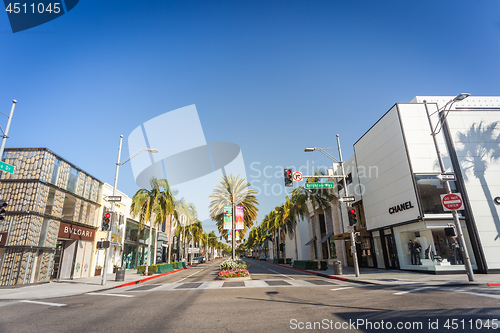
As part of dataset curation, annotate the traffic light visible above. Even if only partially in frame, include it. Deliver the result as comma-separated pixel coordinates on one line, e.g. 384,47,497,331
0,200,7,221
284,168,293,187
102,212,112,231
348,207,357,226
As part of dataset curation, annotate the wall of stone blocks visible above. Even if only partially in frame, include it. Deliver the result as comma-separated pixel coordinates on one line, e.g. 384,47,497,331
0,150,44,181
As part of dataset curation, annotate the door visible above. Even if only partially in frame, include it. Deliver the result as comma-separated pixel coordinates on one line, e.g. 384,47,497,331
383,233,399,269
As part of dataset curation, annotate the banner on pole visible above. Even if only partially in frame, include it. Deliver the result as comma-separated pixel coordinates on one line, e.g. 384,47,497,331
235,205,244,230
228,229,232,241
223,205,232,230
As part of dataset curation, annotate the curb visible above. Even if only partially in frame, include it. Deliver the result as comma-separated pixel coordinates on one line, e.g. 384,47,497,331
269,263,495,287
115,267,190,288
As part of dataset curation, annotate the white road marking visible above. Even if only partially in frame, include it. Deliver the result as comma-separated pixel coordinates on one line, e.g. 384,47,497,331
173,269,204,283
20,300,66,307
331,284,374,291
394,286,436,295
451,288,500,300
267,268,294,280
87,292,134,297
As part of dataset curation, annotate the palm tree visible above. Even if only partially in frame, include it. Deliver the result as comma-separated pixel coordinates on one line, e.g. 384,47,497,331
174,200,198,262
292,171,336,269
456,121,500,239
209,174,259,259
130,177,176,275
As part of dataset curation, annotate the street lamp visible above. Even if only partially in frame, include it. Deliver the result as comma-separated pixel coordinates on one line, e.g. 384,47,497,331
423,93,475,282
101,135,158,285
0,100,17,159
304,135,360,276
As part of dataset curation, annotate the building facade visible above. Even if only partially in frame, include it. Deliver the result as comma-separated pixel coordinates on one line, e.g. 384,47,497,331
0,148,102,285
337,96,500,274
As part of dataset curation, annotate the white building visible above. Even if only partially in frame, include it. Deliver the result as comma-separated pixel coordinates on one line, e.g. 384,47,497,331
337,95,500,274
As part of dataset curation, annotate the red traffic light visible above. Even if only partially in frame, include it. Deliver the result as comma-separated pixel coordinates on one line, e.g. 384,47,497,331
349,208,355,214
104,212,111,219
287,169,291,175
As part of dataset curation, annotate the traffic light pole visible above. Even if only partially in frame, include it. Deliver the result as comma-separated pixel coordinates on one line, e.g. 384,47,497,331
101,135,123,286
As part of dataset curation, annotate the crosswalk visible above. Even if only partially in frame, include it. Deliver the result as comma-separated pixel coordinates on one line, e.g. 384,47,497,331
114,279,338,293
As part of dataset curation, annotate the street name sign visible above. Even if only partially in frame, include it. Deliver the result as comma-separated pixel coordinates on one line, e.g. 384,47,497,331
105,196,122,202
437,173,456,181
292,172,303,182
305,182,334,189
340,196,355,203
0,161,14,174
441,193,464,211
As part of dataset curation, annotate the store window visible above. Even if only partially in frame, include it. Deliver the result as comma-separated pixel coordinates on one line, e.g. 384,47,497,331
399,228,473,269
44,187,56,216
61,194,76,221
414,174,458,214
328,235,336,259
67,167,79,194
50,159,61,185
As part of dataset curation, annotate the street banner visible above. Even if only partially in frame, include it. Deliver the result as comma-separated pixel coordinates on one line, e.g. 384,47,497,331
223,205,232,230
235,205,244,230
228,229,232,241
236,230,240,241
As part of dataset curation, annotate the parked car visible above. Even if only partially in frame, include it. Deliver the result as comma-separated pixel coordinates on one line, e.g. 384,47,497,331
260,254,266,261
191,257,200,265
199,256,205,263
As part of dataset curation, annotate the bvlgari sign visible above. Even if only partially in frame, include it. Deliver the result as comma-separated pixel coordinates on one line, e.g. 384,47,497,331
58,222,95,242
389,201,414,214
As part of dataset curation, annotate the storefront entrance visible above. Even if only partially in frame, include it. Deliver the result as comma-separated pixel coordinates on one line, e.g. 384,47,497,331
382,229,399,269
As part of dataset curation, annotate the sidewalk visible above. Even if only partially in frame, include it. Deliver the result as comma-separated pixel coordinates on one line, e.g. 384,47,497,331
0,267,190,301
271,262,500,287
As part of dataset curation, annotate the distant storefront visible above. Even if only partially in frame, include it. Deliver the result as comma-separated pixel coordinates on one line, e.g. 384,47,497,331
122,219,154,269
0,148,102,286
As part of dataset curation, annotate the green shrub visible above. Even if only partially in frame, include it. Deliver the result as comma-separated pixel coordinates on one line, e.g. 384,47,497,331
136,265,158,273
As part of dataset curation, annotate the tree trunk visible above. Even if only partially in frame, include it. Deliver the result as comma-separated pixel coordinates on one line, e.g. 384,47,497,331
311,198,321,270
294,224,299,260
145,223,153,275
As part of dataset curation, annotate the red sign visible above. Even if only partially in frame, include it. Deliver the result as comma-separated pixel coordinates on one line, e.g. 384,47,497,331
441,193,464,211
0,232,7,246
292,172,303,182
58,222,95,242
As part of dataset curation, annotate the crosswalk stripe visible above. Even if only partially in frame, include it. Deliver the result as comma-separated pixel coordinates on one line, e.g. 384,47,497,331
20,300,66,307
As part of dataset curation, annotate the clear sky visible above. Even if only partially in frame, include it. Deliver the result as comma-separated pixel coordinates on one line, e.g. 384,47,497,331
1,0,499,236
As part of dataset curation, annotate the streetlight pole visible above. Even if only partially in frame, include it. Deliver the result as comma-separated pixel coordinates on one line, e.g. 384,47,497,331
304,134,360,277
0,100,17,159
423,94,475,282
101,136,158,285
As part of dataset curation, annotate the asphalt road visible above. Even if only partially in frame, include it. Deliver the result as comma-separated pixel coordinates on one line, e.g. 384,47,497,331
0,259,499,333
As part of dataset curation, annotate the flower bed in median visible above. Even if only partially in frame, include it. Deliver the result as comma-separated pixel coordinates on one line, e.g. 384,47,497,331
218,259,251,279
218,268,250,278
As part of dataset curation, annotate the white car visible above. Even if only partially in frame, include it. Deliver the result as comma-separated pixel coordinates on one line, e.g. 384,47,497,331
191,257,200,265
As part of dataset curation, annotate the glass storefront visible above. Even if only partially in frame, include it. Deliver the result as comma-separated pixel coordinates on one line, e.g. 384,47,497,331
394,221,477,272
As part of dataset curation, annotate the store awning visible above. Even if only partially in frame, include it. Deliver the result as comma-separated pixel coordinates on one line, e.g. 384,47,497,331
320,232,334,244
305,236,316,246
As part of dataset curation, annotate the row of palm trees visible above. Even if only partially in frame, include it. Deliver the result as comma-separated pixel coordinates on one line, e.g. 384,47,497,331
129,177,228,274
243,174,336,266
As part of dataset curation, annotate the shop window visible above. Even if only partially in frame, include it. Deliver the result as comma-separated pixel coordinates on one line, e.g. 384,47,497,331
67,168,79,194
38,218,50,247
400,228,467,268
61,194,76,221
414,174,458,214
50,159,61,185
44,188,56,216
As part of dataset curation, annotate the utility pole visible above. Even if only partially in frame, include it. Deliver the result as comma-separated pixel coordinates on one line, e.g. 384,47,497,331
0,100,17,159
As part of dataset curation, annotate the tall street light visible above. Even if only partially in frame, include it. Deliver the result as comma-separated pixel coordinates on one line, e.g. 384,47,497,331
423,93,475,282
101,135,158,285
0,100,17,159
305,135,360,277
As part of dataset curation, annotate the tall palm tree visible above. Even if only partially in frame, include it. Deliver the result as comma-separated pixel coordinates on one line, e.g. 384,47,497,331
174,200,198,261
130,177,175,275
292,171,336,269
456,121,500,239
209,174,259,259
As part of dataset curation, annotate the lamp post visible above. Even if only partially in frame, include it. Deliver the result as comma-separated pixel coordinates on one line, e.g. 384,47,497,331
423,93,475,282
304,135,360,277
0,100,17,159
101,135,158,285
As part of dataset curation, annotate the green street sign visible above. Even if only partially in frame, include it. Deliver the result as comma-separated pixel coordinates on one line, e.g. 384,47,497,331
305,182,334,189
0,161,15,174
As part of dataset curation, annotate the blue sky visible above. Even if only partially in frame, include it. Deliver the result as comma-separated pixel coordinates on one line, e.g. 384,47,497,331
1,0,499,236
